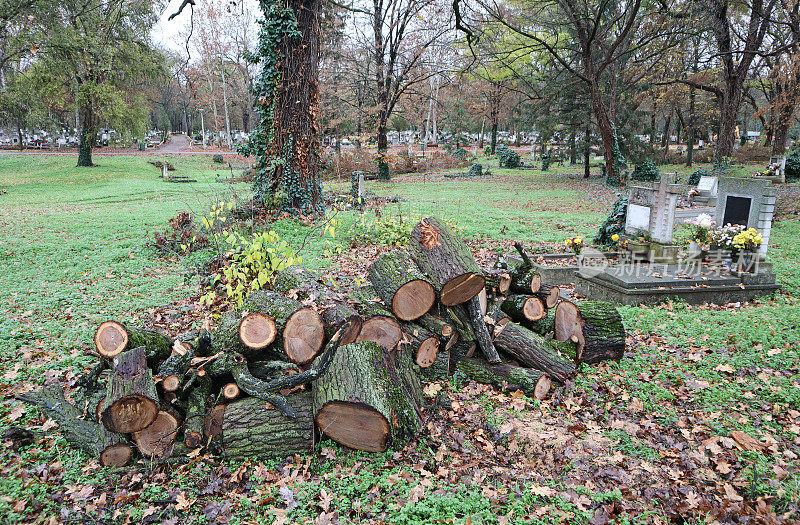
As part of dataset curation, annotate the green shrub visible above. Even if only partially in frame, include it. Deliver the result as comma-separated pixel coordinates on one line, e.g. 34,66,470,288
688,168,712,185
452,147,469,160
212,154,224,164
496,144,522,168
377,156,390,180
353,215,416,247
541,155,551,171
786,150,800,181
484,146,492,156
630,159,659,181
594,196,628,246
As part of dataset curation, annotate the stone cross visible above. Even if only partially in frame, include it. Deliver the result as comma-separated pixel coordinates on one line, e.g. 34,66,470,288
625,173,682,244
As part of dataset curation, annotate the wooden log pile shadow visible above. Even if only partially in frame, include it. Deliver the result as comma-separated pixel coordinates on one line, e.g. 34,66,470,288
17,217,627,465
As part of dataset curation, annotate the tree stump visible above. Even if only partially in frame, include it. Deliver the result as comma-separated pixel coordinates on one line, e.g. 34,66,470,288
555,301,625,364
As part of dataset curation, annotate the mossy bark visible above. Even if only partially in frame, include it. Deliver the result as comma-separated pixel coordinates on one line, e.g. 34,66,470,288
17,385,122,458
574,301,626,364
508,268,541,295
312,341,422,452
408,217,485,306
501,295,545,322
220,392,314,460
100,346,160,433
527,311,556,336
368,250,434,321
456,357,550,399
493,322,576,383
126,327,174,365
184,375,211,449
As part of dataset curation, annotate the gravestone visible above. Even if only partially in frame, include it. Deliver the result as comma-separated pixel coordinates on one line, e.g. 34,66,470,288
696,175,718,200
350,171,365,200
715,177,776,256
625,173,681,243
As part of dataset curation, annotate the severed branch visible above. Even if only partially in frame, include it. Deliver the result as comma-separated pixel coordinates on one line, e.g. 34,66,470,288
168,0,195,21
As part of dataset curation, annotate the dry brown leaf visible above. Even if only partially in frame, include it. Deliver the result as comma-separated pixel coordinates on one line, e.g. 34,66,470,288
730,430,766,452
724,483,743,502
530,485,556,497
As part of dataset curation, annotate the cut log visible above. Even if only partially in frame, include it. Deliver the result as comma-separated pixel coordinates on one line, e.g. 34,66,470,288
158,346,195,393
17,385,127,464
184,375,210,448
133,410,179,458
501,295,546,322
456,357,551,399
222,383,241,400
483,269,511,296
535,284,560,309
465,295,501,363
100,346,159,433
313,341,422,452
494,322,576,382
239,313,278,351
409,217,485,306
220,392,314,460
94,321,172,362
242,290,325,365
352,287,403,351
445,304,476,342
323,301,362,343
100,443,134,467
509,269,542,295
416,314,453,339
401,324,440,368
556,301,625,364
368,250,435,321
273,265,326,301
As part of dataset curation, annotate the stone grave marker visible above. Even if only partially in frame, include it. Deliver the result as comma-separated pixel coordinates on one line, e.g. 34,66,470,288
351,171,365,200
715,177,776,255
625,173,681,243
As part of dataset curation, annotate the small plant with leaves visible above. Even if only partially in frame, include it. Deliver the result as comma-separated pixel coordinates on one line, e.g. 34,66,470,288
683,213,716,245
201,230,301,308
496,144,522,168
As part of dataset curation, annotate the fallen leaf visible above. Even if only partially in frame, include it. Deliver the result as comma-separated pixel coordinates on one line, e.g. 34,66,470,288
530,485,556,497
730,430,766,452
175,492,196,511
724,483,743,502
8,405,24,421
714,364,735,374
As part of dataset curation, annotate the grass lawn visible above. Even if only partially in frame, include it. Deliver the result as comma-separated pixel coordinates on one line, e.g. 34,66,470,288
0,153,798,523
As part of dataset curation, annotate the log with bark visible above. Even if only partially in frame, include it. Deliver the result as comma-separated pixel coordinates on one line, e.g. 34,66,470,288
483,269,511,296
527,310,556,335
501,295,546,322
401,324,440,368
94,321,173,363
368,250,435,321
352,286,403,351
508,268,542,295
493,322,576,383
456,357,551,400
535,284,561,309
409,217,485,306
218,392,315,460
100,346,160,434
464,295,501,363
17,385,133,467
313,341,422,452
555,301,625,364
241,289,326,365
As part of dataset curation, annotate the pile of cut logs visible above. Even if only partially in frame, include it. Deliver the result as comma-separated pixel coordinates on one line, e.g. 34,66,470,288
18,217,626,465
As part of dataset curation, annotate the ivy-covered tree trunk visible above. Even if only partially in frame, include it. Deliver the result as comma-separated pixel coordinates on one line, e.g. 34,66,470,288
77,101,95,167
247,0,322,213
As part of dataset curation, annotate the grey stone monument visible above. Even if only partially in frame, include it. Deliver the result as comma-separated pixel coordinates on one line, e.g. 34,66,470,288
625,173,681,244
350,171,365,200
715,177,776,256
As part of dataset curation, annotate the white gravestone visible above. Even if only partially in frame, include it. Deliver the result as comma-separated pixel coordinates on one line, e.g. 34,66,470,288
697,175,718,197
626,174,681,244
626,204,651,232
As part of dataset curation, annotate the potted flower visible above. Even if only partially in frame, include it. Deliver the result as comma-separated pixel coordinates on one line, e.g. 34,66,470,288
683,213,716,258
732,228,763,272
564,236,584,256
708,223,745,264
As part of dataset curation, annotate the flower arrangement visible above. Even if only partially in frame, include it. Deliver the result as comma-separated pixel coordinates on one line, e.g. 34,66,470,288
733,228,763,251
683,213,716,245
708,223,746,252
564,236,583,255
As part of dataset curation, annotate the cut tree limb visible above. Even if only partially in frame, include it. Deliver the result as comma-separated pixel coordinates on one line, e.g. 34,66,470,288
555,301,625,364
501,295,546,322
368,250,435,321
464,295,501,363
220,392,314,460
483,269,511,296
456,357,551,400
509,269,542,295
100,346,159,433
401,324,440,368
184,375,210,448
313,341,422,452
409,217,485,306
535,284,560,309
94,321,172,362
242,290,325,365
493,322,576,382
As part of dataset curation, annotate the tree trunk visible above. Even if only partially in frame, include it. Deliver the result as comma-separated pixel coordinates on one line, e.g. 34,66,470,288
400,324,439,368
252,0,322,212
490,119,498,154
408,217,485,306
493,321,576,382
584,120,591,178
77,101,95,167
219,392,315,460
569,130,577,165
94,321,173,363
313,341,422,452
588,81,620,186
455,357,551,400
687,87,696,167
368,250,435,321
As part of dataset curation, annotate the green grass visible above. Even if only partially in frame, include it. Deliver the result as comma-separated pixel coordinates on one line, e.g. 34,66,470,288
1,154,798,523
